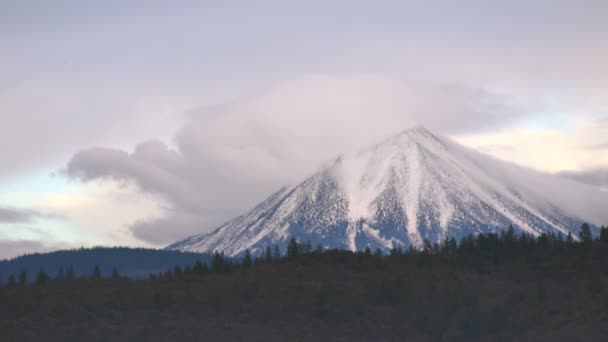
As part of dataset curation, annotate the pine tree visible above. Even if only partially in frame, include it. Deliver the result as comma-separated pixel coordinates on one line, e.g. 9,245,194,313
56,266,65,281
302,240,313,254
599,226,608,243
184,265,193,276
447,237,458,254
35,269,49,286
242,250,253,269
8,274,16,287
66,265,76,280
92,265,102,280
111,267,120,280
566,232,574,244
273,245,281,261
193,260,207,275
373,248,383,260
264,246,273,263
423,239,433,253
212,253,224,272
287,238,299,260
314,243,324,254
173,266,184,278
579,223,592,244
18,271,27,285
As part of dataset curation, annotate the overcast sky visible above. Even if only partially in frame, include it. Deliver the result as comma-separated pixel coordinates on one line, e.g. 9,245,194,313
1,0,607,259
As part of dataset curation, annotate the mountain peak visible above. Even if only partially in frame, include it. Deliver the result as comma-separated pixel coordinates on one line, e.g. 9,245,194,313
369,125,446,159
390,125,433,140
168,127,599,256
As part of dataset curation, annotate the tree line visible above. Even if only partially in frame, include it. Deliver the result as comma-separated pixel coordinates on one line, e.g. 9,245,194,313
1,223,607,287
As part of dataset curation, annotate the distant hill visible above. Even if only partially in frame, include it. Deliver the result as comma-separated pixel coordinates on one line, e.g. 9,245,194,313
0,247,212,283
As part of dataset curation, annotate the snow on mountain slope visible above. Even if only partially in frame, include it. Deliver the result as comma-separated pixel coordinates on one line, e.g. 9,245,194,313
167,126,608,256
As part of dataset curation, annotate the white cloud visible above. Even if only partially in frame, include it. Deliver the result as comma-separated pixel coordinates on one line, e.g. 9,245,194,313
454,116,608,172
65,75,532,244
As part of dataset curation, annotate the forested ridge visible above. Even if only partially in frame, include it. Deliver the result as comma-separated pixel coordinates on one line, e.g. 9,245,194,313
1,224,607,341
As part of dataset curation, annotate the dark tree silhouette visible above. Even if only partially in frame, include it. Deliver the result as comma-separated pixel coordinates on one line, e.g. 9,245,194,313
18,271,27,285
272,245,281,261
7,274,16,287
287,238,299,260
35,269,49,286
242,250,253,269
263,246,273,263
56,266,65,281
66,265,76,280
111,267,120,279
599,226,608,243
579,223,592,244
92,265,102,280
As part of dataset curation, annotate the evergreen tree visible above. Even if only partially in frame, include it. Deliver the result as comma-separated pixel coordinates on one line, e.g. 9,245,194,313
447,237,458,254
173,266,184,278
599,226,608,243
264,246,273,263
193,260,207,275
422,239,433,253
184,265,193,276
92,265,102,280
373,248,383,260
66,265,76,280
566,232,574,244
35,269,49,286
287,238,299,260
504,224,516,241
242,250,253,269
579,223,593,244
56,265,65,281
273,245,281,261
211,252,225,272
18,271,27,285
111,267,120,280
8,274,16,287
314,243,324,254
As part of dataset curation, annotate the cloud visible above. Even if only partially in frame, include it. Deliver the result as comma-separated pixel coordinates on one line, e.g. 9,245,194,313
559,168,608,188
0,239,73,260
0,206,55,223
5,0,608,251
65,75,529,244
587,142,608,150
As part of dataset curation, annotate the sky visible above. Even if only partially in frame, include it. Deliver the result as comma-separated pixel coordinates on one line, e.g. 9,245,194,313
1,0,607,259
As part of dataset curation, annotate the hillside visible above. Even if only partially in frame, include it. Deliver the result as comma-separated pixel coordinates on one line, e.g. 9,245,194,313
0,247,212,283
1,231,608,341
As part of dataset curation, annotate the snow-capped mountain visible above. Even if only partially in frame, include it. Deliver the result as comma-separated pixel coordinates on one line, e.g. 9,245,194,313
168,126,607,256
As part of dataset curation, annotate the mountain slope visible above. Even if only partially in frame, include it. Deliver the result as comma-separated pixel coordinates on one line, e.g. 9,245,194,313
168,126,607,256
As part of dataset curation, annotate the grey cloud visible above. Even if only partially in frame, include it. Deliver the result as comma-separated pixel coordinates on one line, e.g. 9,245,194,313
0,239,73,260
0,206,55,223
130,210,204,245
587,142,608,150
559,168,608,188
65,77,528,245
478,144,519,154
